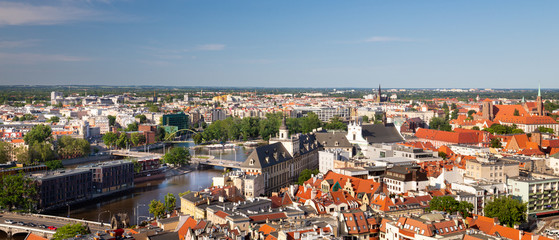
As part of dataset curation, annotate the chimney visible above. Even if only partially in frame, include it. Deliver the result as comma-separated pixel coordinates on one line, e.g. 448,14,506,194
311,189,317,199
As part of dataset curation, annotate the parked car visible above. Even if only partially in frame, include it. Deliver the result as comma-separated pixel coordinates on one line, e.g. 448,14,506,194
28,223,36,227
4,219,13,224
48,226,57,230
16,222,25,226
39,224,47,229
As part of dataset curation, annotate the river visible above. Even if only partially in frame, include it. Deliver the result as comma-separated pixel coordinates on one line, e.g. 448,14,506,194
46,142,254,225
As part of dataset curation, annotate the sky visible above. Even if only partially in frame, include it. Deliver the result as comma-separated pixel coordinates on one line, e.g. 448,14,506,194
0,0,558,89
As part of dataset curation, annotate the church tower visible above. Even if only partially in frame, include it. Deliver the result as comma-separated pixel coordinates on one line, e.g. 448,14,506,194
376,84,382,103
536,83,543,116
279,117,289,140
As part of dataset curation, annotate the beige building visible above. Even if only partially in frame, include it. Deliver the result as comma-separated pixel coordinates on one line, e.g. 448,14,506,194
213,172,265,199
241,118,319,195
465,158,519,183
180,192,211,220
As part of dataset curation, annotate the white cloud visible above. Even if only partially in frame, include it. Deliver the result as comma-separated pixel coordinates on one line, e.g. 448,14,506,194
0,2,101,26
0,39,41,48
0,52,90,64
195,44,225,51
364,36,417,42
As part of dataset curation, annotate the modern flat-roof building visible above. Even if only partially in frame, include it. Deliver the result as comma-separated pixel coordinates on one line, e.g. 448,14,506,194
32,169,92,209
78,160,134,194
161,112,189,130
507,177,559,216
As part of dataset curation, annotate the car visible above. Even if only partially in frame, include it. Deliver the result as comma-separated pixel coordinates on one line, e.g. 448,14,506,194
4,219,13,224
28,223,36,227
48,226,57,230
38,224,47,229
16,222,25,226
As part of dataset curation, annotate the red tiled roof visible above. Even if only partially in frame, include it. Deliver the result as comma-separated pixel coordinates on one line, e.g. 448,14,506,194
214,211,229,219
249,212,287,222
415,128,480,144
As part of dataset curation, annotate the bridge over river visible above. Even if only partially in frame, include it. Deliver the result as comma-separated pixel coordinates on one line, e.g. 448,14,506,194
110,150,242,169
0,212,108,239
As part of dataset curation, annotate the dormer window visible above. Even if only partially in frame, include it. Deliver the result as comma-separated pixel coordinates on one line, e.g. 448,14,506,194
249,159,255,165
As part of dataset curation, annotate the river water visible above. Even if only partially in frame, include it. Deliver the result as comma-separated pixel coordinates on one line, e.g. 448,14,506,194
46,142,254,225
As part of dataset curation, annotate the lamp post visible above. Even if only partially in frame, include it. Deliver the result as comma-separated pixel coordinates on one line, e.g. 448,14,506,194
135,204,147,225
97,210,111,225
66,204,70,218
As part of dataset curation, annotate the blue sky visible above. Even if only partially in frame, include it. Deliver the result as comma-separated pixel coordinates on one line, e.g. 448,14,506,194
0,1,557,88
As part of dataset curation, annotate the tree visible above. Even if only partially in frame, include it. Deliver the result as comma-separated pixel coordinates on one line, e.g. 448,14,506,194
324,116,347,131
193,133,203,145
537,126,554,134
52,223,90,240
451,109,459,120
132,159,142,173
130,132,141,146
491,138,502,148
472,126,480,130
0,142,11,164
45,160,64,170
429,117,452,131
28,142,55,163
428,196,474,218
24,124,52,145
135,114,148,123
361,115,369,123
484,196,527,227
301,112,322,133
514,109,520,116
438,151,447,160
103,132,118,149
57,136,90,159
47,116,60,123
107,115,116,127
0,173,38,211
164,193,176,213
162,147,190,166
179,190,191,198
126,122,139,132
149,200,166,219
297,169,320,185
116,132,129,149
467,110,477,120
148,105,160,113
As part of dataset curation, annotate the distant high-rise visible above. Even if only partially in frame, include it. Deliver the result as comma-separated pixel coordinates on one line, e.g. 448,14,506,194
50,91,63,105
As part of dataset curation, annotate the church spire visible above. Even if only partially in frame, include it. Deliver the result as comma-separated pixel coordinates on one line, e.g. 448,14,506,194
538,83,541,97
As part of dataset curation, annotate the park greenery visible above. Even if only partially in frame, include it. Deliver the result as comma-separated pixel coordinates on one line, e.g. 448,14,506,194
484,196,527,227
482,124,524,134
429,117,452,131
45,160,64,170
0,124,92,165
162,147,190,166
52,223,90,240
193,112,346,144
297,169,320,185
103,132,147,150
0,173,38,212
428,196,474,218
57,136,91,159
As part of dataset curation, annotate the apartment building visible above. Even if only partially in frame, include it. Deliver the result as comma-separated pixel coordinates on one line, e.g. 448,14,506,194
465,158,519,183
507,177,559,216
32,169,92,209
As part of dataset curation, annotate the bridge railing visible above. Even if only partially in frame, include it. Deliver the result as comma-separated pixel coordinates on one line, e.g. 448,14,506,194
12,213,109,227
